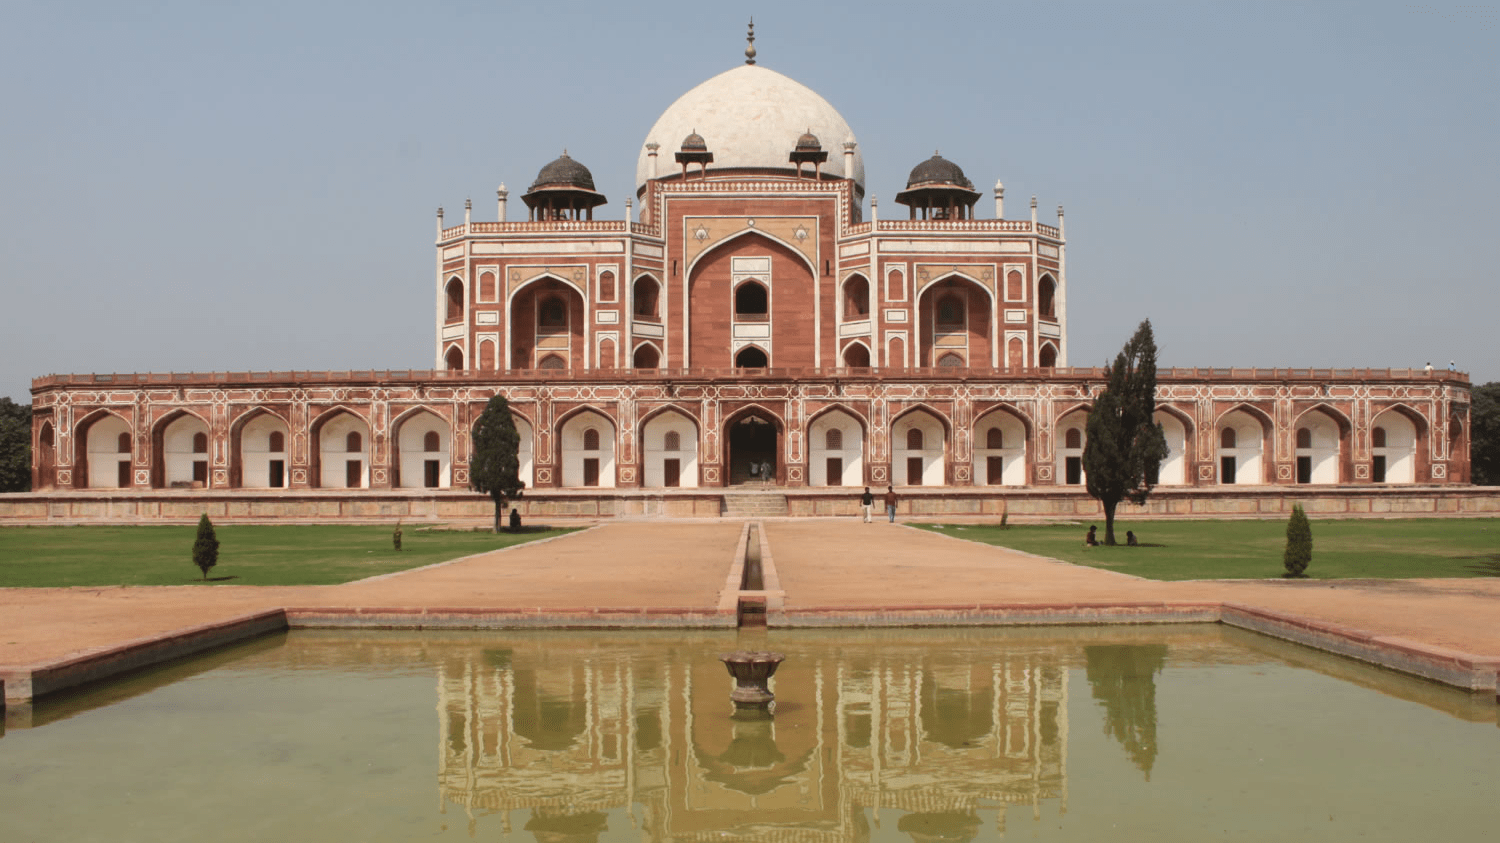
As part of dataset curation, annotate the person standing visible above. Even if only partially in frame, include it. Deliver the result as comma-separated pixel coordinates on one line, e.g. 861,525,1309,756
884,485,898,523
860,486,874,523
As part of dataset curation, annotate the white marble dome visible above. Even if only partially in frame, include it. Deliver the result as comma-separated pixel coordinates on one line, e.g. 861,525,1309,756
636,64,864,194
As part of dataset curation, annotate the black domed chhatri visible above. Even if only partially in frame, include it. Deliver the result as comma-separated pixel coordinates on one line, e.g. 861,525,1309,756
680,132,708,152
905,153,974,190
530,151,597,191
675,130,714,178
789,129,828,177
522,151,607,220
895,151,981,220
795,131,822,153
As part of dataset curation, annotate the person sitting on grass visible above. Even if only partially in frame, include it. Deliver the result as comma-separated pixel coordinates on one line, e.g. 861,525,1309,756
1126,530,1139,546
1084,525,1099,546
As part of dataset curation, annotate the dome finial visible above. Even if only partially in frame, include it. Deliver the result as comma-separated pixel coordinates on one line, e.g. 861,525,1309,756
745,18,757,65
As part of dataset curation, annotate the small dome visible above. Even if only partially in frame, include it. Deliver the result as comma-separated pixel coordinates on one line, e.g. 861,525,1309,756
531,152,596,191
681,132,708,152
905,153,974,190
795,131,822,152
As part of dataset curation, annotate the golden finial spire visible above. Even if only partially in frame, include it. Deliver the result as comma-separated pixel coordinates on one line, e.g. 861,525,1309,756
745,18,756,65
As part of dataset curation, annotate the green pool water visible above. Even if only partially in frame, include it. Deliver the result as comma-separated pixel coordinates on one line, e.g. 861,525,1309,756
2,625,1496,842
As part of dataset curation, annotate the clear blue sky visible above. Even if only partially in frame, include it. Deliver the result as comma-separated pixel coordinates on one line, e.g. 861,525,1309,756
2,1,1496,403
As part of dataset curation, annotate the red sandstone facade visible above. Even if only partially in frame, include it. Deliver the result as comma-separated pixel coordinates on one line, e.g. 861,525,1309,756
27,59,1474,499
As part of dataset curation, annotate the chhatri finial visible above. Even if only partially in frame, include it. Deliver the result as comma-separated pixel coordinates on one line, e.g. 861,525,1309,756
745,18,757,65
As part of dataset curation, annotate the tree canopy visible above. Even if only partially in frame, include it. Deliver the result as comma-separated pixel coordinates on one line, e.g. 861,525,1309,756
470,395,525,531
1082,320,1169,545
0,397,32,493
1470,382,1499,486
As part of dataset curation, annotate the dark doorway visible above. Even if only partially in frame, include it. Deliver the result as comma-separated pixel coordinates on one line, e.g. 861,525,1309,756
663,458,680,488
193,461,208,485
987,456,1003,484
826,457,843,486
346,460,362,488
728,414,777,484
1065,456,1082,485
1296,456,1312,484
1372,455,1387,483
735,346,768,369
424,460,440,488
117,461,131,488
269,460,285,488
583,458,600,487
906,457,923,485
1220,456,1236,485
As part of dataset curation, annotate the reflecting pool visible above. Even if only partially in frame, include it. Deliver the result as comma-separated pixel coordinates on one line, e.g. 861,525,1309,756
2,626,1496,842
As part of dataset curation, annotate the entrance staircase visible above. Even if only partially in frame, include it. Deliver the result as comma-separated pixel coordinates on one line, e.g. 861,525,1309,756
721,483,789,518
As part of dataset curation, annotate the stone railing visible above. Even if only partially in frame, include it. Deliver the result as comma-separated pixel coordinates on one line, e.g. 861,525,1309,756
871,219,1062,238
440,220,630,240
32,366,1468,391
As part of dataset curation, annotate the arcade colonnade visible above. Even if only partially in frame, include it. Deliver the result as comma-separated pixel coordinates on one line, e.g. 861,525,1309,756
29,370,1470,492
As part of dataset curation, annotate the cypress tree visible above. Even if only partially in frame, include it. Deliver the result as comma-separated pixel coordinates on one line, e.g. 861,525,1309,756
192,513,220,581
1082,320,1170,545
470,395,525,532
1284,504,1312,578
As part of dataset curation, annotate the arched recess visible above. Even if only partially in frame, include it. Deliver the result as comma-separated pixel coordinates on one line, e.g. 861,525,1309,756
1215,405,1272,485
687,232,817,368
891,407,948,486
394,408,450,489
311,408,370,489
512,413,535,490
723,404,784,486
36,420,55,490
684,228,818,281
633,274,661,321
973,406,1029,486
77,410,133,489
633,341,661,370
478,338,497,371
1055,407,1089,486
510,274,585,370
735,345,769,368
808,407,865,487
1293,405,1351,484
917,274,993,368
1037,274,1057,320
841,341,871,368
444,345,464,372
558,408,616,488
153,410,211,489
1038,342,1059,369
887,334,907,368
842,274,870,320
445,276,464,322
232,409,291,489
1151,407,1193,486
1447,414,1467,483
597,336,617,369
641,408,699,488
1369,406,1425,483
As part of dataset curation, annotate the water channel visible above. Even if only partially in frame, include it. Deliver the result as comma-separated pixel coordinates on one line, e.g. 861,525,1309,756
2,625,1496,841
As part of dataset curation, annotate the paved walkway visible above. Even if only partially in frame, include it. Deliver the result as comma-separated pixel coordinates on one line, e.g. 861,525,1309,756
4,519,1498,693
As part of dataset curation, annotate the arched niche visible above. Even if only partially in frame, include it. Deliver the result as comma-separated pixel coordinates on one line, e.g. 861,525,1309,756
891,408,947,486
559,410,615,488
312,409,370,489
641,409,698,488
155,411,210,489
79,411,133,489
1055,409,1088,486
917,275,991,368
973,407,1028,486
234,410,290,489
1370,408,1421,483
395,409,450,488
808,408,865,487
1216,407,1271,485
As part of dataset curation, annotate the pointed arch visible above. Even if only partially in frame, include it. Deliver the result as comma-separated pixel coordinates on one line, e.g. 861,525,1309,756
917,273,995,368
891,405,950,486
1369,404,1427,483
841,340,872,368
35,419,56,490
309,406,371,489
230,407,291,489
1292,404,1352,484
842,273,870,320
558,406,617,488
632,273,661,321
633,341,661,369
684,228,818,279
723,402,786,485
152,408,211,489
734,345,769,368
1038,341,1059,369
445,276,464,322
1151,405,1195,486
1214,404,1273,485
1037,274,1057,319
76,409,134,489
509,273,585,370
391,406,451,488
973,405,1031,486
808,405,867,487
444,345,464,371
641,406,700,488
1055,405,1090,486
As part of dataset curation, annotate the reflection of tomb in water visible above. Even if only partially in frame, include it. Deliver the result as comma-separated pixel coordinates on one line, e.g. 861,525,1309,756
434,636,1069,841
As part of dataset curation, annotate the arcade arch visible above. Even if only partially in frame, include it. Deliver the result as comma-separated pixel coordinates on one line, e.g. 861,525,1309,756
236,411,290,489
1293,408,1347,484
725,407,781,484
973,408,1027,486
314,410,370,489
642,409,698,488
395,410,450,488
513,414,535,490
1055,409,1087,486
1370,409,1419,483
891,409,946,485
81,412,133,489
156,412,211,489
1216,408,1269,485
559,410,615,488
1151,409,1190,486
808,409,864,487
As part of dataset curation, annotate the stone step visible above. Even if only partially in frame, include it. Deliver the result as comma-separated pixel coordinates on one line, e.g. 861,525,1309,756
721,493,789,518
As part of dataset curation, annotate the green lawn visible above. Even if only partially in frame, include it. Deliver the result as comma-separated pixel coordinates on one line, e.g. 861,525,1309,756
916,518,1500,581
0,524,579,587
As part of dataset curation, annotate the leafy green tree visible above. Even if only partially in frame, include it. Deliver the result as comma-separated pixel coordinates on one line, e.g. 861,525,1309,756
1470,382,1500,486
470,395,525,532
192,514,220,581
1283,504,1312,578
1082,320,1169,545
0,397,31,493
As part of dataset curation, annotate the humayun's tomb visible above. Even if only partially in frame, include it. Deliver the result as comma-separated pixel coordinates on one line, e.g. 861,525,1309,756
17,36,1484,522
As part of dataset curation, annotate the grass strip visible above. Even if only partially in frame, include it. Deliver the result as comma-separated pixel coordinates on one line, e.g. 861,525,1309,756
0,524,578,587
916,518,1500,581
